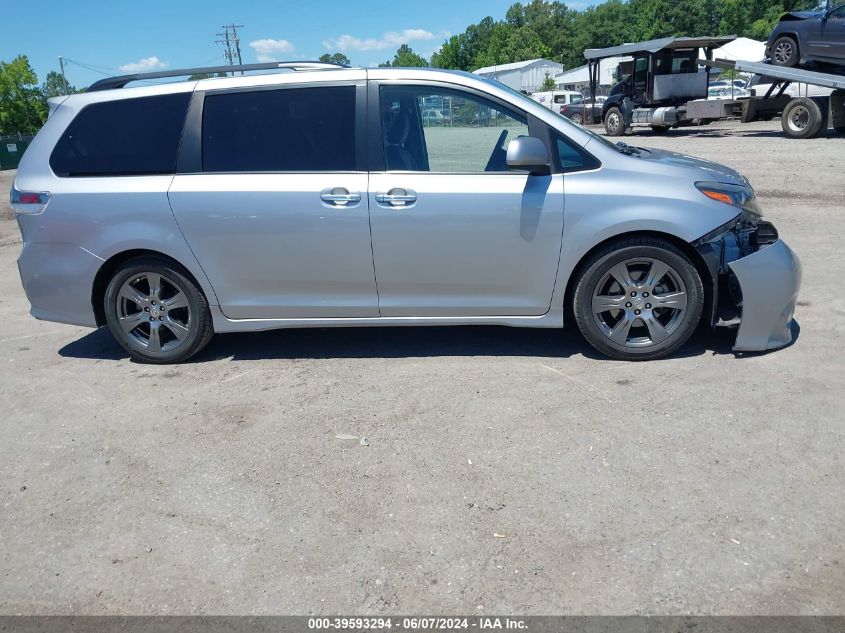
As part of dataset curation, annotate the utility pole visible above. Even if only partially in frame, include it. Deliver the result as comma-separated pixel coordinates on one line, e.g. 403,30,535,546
216,24,245,75
58,56,69,95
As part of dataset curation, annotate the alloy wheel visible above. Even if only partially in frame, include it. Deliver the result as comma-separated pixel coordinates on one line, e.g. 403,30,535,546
591,257,688,348
116,272,192,353
773,41,793,65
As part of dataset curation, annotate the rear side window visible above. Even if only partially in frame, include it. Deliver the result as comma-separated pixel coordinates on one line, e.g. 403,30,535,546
201,86,356,172
50,93,190,177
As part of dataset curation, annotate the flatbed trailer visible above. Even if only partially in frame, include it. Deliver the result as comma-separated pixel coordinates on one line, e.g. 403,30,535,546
698,59,845,139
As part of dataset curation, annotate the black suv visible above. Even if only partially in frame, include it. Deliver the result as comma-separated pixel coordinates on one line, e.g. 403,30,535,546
767,3,845,67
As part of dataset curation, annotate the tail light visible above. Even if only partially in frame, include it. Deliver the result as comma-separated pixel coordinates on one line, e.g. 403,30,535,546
10,184,50,215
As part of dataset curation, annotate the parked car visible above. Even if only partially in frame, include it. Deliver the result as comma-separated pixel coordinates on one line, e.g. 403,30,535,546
422,108,446,126
748,73,834,98
707,85,751,99
11,63,801,363
559,96,606,125
531,89,583,110
766,3,845,67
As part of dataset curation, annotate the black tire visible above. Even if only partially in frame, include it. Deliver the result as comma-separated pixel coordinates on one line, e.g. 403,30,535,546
604,106,626,136
781,97,825,139
572,237,704,361
835,126,845,135
770,36,799,67
104,256,214,364
569,112,584,125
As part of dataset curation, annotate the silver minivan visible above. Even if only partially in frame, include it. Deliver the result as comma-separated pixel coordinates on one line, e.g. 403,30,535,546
11,62,801,363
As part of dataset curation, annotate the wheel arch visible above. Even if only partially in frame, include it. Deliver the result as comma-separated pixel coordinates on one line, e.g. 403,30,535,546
91,249,209,327
562,230,713,328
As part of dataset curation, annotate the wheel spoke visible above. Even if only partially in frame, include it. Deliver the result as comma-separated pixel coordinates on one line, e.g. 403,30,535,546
163,291,189,311
162,317,189,342
592,294,628,314
608,315,634,344
147,323,162,352
642,314,670,344
119,284,147,307
119,311,145,334
643,259,670,290
146,273,162,301
652,290,687,311
608,262,634,291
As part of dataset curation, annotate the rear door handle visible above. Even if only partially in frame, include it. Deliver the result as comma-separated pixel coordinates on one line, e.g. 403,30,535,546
320,188,361,207
375,188,417,207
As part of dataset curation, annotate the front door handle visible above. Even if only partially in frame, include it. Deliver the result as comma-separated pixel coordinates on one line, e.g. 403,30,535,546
375,188,417,207
321,188,361,207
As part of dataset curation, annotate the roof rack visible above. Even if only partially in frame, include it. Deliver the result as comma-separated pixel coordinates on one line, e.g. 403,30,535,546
87,61,347,92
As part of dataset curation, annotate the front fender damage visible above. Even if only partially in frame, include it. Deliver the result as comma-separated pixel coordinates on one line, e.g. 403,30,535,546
695,218,802,352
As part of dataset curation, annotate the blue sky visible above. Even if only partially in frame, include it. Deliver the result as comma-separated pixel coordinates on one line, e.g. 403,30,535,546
0,0,557,89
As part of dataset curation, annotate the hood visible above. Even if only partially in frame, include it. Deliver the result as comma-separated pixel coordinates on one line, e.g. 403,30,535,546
634,147,748,185
779,10,820,20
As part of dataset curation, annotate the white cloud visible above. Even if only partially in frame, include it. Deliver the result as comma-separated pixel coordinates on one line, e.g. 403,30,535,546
249,38,296,62
119,56,168,73
323,28,435,53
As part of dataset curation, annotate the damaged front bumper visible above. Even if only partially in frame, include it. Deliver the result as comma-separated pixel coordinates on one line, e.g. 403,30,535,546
697,220,802,352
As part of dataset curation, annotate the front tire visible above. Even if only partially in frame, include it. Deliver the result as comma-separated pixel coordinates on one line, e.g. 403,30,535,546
771,36,799,67
604,107,626,136
104,257,214,364
572,238,704,361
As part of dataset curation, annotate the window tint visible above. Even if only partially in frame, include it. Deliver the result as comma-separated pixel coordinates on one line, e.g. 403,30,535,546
202,86,355,172
555,134,601,173
380,85,528,173
50,93,190,177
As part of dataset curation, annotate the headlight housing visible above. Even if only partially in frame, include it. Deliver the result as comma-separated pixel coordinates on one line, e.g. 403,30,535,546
695,181,762,221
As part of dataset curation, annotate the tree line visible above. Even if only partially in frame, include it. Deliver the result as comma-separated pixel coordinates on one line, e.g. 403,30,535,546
428,0,818,71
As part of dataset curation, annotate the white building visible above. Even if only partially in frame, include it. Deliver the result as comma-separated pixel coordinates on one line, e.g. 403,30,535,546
554,56,630,93
473,59,564,93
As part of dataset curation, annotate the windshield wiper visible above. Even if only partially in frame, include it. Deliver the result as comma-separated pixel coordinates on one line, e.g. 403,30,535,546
616,141,642,156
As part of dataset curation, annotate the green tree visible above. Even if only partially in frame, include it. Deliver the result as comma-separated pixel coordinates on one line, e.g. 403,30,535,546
0,55,46,135
41,70,76,99
540,72,557,91
379,44,429,67
319,52,351,66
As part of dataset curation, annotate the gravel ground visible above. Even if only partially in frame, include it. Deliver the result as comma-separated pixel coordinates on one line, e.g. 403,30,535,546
0,119,843,615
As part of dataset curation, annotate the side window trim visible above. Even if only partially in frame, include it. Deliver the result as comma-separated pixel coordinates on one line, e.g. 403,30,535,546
177,81,366,175
550,130,602,174
367,79,546,175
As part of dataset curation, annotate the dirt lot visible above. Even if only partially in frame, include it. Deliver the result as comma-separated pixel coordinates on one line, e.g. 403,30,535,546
1,119,843,615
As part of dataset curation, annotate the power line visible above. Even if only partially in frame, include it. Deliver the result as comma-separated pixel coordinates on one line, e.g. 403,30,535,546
216,24,245,75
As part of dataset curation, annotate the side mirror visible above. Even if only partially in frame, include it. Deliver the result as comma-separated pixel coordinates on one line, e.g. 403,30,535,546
506,136,550,175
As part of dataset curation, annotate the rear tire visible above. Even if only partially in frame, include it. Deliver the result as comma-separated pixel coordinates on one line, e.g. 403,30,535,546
572,237,704,361
770,36,799,67
104,257,214,364
604,107,626,136
569,112,584,125
781,97,825,139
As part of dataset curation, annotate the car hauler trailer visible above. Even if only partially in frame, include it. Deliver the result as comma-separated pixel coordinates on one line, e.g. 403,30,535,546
585,36,737,136
587,37,845,139
699,59,845,139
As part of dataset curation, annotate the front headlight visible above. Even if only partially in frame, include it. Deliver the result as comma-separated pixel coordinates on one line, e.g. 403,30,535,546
695,181,762,220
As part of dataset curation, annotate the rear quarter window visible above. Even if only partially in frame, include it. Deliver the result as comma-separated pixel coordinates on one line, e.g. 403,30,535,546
50,93,191,177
